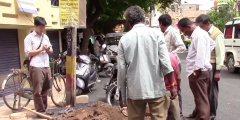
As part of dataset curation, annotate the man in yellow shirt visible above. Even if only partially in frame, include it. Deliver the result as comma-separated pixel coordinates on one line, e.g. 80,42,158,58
188,14,225,120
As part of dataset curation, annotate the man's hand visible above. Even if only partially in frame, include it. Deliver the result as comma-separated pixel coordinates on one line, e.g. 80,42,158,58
214,71,221,81
41,44,48,51
170,86,177,99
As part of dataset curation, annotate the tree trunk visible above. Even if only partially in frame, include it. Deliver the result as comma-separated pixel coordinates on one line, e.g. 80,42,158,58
80,0,103,54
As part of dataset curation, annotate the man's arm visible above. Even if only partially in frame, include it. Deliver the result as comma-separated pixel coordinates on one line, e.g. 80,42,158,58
171,31,187,54
194,36,215,72
24,36,43,57
210,37,216,52
46,37,53,54
158,34,176,98
117,42,127,103
215,34,225,70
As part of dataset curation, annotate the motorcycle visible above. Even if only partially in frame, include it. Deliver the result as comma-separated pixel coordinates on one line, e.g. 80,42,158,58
104,63,120,106
76,54,99,95
95,44,114,77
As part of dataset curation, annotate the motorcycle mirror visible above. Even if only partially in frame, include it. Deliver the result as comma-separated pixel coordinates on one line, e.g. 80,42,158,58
102,44,107,49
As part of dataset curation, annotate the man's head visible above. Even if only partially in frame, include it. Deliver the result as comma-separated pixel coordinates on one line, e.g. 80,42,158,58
158,14,172,32
34,17,47,35
177,18,195,36
124,6,145,28
195,14,211,31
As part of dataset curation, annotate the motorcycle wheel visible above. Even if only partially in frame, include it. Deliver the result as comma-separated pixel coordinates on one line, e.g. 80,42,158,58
76,87,83,96
105,66,113,77
106,82,119,106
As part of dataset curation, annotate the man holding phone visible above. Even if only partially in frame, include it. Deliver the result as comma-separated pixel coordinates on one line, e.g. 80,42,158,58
24,17,53,115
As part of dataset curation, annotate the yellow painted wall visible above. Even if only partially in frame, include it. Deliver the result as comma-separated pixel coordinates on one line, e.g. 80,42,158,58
18,29,31,68
0,0,63,29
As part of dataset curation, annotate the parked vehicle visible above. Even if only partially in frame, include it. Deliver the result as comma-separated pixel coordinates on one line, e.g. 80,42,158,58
76,54,99,95
1,59,66,111
104,63,119,106
224,17,240,73
94,44,114,77
105,32,127,46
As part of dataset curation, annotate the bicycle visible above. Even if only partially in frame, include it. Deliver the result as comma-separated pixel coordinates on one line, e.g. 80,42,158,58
1,59,66,111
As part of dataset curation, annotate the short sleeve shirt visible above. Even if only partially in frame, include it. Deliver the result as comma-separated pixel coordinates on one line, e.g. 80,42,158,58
24,31,52,67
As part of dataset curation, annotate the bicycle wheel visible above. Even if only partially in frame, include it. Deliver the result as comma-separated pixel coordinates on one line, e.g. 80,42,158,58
2,72,32,111
50,74,66,106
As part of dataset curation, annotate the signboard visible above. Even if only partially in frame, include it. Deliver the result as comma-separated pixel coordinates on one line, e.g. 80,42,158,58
16,0,38,14
59,0,86,27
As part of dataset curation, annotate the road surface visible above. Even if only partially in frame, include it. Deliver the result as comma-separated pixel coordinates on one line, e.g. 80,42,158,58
89,53,240,120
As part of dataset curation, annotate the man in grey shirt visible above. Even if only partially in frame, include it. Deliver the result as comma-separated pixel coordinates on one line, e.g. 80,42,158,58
117,6,177,120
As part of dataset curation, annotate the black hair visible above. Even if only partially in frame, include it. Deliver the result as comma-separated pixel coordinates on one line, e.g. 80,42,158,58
124,5,145,26
196,14,211,24
34,16,47,26
177,18,193,28
158,14,172,26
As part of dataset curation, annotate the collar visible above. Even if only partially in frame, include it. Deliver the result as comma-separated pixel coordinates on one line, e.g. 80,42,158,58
208,25,214,34
132,23,146,29
191,26,201,38
164,26,172,34
32,31,43,36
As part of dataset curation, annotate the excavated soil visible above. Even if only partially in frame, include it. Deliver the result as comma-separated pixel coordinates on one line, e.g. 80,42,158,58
56,101,128,120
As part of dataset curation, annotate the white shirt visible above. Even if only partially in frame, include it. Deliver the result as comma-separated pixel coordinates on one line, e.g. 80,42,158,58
163,26,186,63
24,31,52,68
118,24,173,100
186,27,216,77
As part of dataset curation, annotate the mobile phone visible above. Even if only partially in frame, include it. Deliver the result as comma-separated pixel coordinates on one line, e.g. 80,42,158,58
48,45,52,48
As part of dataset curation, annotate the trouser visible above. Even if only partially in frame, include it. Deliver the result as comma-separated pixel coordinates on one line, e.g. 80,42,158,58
127,97,167,120
165,91,181,120
191,64,218,120
30,66,51,112
178,63,184,120
189,71,210,120
209,63,218,120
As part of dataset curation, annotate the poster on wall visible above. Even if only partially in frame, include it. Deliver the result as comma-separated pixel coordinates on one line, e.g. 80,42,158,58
59,0,86,28
16,0,38,14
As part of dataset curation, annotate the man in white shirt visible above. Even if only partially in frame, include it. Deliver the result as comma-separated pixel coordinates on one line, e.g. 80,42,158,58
158,14,186,120
177,18,215,120
24,17,53,114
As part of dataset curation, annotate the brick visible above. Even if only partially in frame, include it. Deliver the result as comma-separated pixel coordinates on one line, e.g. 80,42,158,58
76,95,89,104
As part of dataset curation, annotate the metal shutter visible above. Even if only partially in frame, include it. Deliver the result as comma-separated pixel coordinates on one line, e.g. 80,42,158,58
46,31,60,58
0,29,20,96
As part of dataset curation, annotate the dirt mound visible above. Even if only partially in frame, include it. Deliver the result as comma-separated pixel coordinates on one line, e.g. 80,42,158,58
57,101,127,120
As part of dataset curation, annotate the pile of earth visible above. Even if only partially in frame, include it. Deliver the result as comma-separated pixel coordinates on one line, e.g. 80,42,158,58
56,101,128,120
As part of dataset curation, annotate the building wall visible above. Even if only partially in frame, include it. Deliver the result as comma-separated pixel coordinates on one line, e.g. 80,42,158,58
0,0,63,68
0,0,62,29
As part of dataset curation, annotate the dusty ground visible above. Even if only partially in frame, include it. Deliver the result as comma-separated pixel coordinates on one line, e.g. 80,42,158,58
56,102,127,120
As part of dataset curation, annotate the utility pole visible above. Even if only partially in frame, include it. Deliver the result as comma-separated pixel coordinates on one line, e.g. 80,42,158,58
65,27,77,106
59,0,86,107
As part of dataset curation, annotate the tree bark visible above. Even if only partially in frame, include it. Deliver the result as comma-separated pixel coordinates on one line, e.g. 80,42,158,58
81,0,103,54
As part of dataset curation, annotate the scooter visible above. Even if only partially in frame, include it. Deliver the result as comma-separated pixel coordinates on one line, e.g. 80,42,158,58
95,44,114,77
76,54,99,95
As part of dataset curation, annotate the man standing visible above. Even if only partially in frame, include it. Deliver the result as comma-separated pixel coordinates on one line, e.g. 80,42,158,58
24,17,53,114
164,53,181,120
118,6,177,120
177,18,215,120
188,14,224,120
158,14,186,120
